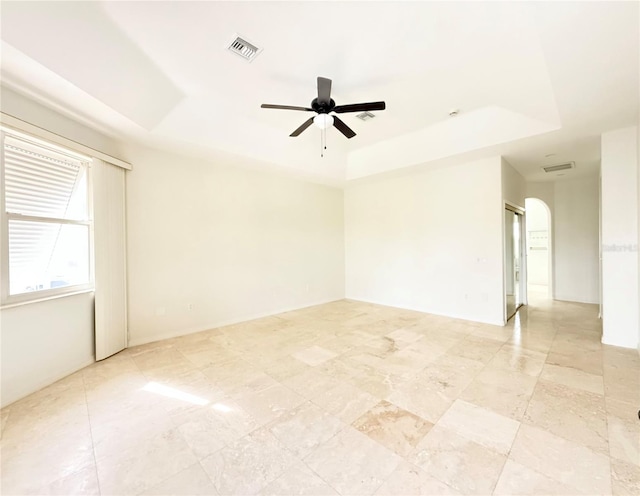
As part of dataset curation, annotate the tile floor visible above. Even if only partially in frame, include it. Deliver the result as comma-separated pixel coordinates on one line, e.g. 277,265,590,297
1,296,639,495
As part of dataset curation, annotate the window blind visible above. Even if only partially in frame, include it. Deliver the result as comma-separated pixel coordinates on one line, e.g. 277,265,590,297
2,134,90,297
4,136,84,218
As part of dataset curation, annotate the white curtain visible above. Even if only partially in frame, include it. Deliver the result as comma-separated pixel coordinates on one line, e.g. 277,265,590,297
92,158,127,360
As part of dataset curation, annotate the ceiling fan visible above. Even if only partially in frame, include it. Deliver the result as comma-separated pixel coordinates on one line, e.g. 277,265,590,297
261,77,385,139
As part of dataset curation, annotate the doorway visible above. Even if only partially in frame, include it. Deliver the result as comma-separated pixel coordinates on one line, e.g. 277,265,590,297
524,198,552,301
505,205,525,321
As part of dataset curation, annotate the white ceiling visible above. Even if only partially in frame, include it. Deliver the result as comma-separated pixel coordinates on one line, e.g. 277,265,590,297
1,1,638,184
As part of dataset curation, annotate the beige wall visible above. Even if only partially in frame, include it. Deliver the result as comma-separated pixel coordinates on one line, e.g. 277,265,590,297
124,145,345,345
526,178,600,305
345,157,505,325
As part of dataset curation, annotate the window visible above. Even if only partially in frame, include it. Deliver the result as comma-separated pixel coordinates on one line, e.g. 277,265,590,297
1,129,93,304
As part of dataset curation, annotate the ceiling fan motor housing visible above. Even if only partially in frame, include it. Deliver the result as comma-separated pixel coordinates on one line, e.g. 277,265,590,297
311,98,335,114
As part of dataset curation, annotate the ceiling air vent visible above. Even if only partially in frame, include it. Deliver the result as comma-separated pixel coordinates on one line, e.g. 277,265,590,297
227,35,262,62
356,111,376,121
542,162,575,173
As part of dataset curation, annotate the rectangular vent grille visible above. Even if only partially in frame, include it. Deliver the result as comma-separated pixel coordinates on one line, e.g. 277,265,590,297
227,36,261,61
357,111,375,121
543,162,575,173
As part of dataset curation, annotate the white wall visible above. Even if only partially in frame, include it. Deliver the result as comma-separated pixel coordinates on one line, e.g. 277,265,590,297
601,126,639,349
0,87,122,407
0,87,124,158
525,179,599,304
1,87,345,405
525,198,550,286
502,158,526,208
554,176,600,304
1,293,95,407
125,145,345,345
345,157,505,325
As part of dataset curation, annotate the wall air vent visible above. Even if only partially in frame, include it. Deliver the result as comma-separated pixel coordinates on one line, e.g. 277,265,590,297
356,111,375,121
542,162,575,173
227,35,262,62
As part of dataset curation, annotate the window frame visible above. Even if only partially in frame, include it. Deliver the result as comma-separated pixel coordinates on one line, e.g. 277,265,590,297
0,127,95,306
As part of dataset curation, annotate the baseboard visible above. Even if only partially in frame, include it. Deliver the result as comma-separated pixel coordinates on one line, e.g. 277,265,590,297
553,294,599,305
127,297,344,347
602,333,640,350
1,357,95,409
345,297,505,327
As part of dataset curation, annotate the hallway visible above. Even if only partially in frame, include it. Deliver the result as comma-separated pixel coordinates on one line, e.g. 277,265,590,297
1,298,639,495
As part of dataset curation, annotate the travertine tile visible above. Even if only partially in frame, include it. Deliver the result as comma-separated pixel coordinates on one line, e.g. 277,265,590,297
486,345,547,377
523,380,608,455
200,428,298,495
509,424,611,494
410,424,507,495
387,355,484,423
312,382,380,423
494,459,581,495
305,426,403,496
606,397,640,422
608,414,640,465
353,400,433,456
385,328,425,347
540,363,604,395
261,461,339,496
546,349,603,376
348,368,408,399
1,419,95,494
460,367,537,420
141,462,219,495
172,398,259,459
235,383,306,425
611,457,640,496
268,401,345,458
604,366,640,404
373,461,461,495
436,399,520,454
281,368,342,400
376,347,434,376
316,355,375,381
445,335,504,364
292,345,338,366
2,298,630,496
263,355,313,381
40,465,100,496
95,427,199,496
89,395,176,460
200,358,269,393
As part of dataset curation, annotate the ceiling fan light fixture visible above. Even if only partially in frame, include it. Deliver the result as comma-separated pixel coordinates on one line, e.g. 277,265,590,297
314,114,334,129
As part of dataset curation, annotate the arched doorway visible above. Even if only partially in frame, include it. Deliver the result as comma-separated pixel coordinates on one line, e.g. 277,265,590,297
524,198,552,300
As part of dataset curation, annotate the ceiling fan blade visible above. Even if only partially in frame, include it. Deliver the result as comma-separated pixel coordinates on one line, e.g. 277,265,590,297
317,77,332,104
261,104,313,111
333,101,386,114
333,116,356,139
290,117,315,137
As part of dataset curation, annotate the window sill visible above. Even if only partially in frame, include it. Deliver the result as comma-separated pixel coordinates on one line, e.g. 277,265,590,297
1,288,95,310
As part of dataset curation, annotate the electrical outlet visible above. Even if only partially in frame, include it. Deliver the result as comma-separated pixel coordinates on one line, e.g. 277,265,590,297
187,303,194,311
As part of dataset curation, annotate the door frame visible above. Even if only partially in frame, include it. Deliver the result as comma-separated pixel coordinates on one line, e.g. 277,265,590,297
504,202,526,323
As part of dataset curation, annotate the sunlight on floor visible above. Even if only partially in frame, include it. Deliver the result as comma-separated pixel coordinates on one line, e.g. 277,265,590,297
142,382,209,406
